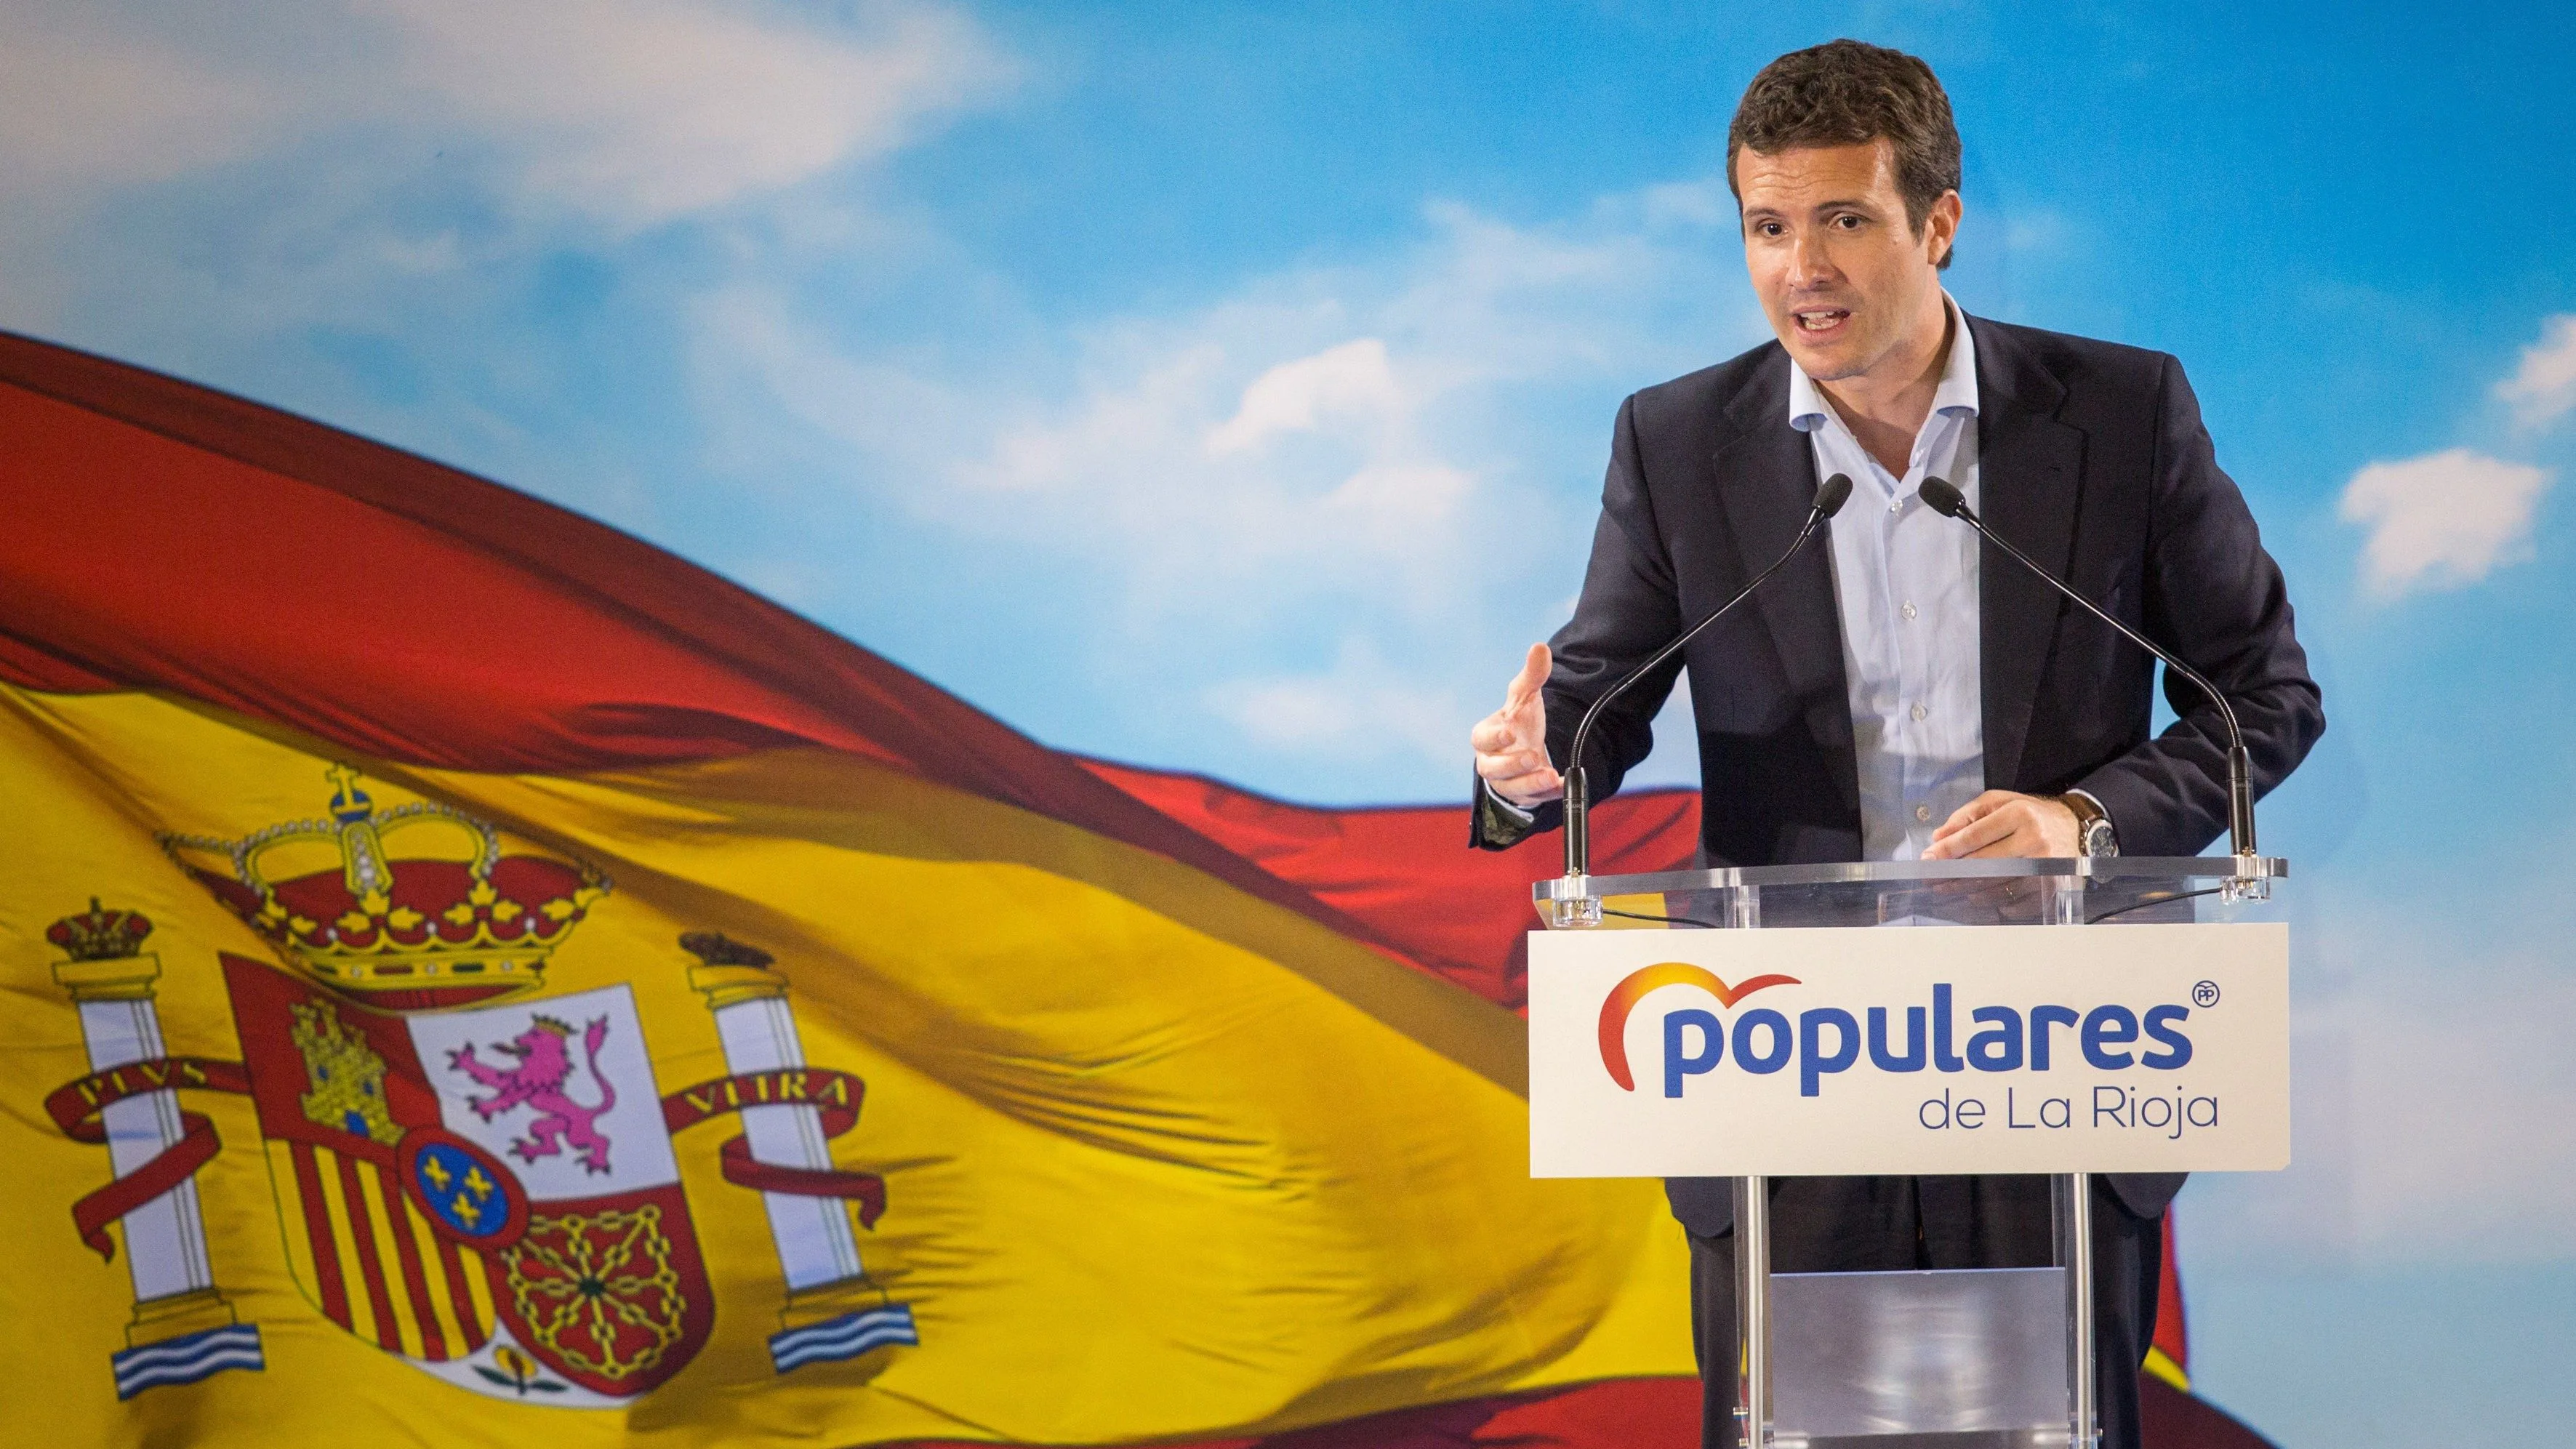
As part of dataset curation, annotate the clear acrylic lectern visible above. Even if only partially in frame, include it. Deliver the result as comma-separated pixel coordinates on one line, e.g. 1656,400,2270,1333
1532,855,2285,1449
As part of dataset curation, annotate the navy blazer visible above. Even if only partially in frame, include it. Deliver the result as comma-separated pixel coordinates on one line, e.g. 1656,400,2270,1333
1477,315,2324,1234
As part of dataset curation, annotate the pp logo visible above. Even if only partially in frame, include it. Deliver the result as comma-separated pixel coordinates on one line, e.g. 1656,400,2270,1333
2191,980,2221,1008
1594,963,1801,1093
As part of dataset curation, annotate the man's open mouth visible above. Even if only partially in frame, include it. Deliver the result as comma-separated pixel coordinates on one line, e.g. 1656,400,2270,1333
1794,309,1851,334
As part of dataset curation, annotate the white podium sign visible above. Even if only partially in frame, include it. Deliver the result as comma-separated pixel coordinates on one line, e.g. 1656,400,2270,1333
1528,922,2287,1177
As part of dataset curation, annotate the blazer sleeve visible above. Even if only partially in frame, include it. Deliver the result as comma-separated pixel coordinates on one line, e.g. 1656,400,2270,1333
1472,393,1688,850
2073,354,2325,857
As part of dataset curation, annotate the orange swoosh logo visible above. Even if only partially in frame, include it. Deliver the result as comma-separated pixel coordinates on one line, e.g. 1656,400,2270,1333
1596,963,1801,1091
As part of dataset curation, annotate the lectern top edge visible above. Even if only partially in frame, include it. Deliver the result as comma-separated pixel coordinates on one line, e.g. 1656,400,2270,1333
1533,854,2289,905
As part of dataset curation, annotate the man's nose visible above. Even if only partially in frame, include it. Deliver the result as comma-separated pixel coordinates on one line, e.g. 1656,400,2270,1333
1788,230,1839,289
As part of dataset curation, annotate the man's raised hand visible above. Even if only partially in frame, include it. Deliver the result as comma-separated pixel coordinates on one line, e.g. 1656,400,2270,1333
1470,643,1564,807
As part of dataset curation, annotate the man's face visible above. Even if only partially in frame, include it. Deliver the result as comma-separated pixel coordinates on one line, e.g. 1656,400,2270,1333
1736,139,1959,384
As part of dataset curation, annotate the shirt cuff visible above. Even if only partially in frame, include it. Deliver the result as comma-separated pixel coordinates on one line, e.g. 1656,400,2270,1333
1482,779,1538,827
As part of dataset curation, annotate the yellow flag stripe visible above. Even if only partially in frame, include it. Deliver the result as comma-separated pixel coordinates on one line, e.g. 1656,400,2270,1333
457,1238,498,1347
0,683,1696,1445
2143,1344,2190,1392
456,746,1534,1095
265,1141,324,1320
349,1154,427,1359
397,1184,473,1360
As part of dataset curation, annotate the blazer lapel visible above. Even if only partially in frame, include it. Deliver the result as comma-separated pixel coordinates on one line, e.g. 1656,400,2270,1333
1970,316,2087,791
1709,350,1858,816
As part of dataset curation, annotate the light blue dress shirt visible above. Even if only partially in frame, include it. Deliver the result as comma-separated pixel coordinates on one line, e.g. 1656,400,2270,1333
1791,295,1986,860
1489,297,2001,856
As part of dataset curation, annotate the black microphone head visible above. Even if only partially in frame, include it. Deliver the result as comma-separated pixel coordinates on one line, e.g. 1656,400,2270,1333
1918,477,1967,518
1813,473,1854,519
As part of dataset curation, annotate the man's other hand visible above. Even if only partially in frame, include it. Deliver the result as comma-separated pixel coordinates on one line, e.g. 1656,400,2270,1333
1471,643,1564,807
1924,790,2079,859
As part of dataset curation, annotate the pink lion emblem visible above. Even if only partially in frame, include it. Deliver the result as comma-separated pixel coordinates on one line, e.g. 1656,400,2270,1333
449,1014,618,1174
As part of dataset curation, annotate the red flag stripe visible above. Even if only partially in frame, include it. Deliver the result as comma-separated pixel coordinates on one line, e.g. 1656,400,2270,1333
376,1160,449,1361
334,1149,405,1353
890,1375,1702,1449
434,1234,489,1349
0,330,1693,1002
2155,1209,2189,1373
2140,1374,2279,1448
290,1141,353,1329
1079,758,1700,1007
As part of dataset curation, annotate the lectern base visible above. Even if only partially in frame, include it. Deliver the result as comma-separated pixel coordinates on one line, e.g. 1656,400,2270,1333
1692,1175,2154,1449
1775,1432,2076,1448
1773,1267,2069,1440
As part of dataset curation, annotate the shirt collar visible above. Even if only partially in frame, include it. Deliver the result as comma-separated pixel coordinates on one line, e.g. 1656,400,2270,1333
1789,292,1980,434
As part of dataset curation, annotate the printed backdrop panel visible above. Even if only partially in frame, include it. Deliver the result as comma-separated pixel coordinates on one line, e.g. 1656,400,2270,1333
1528,923,2290,1177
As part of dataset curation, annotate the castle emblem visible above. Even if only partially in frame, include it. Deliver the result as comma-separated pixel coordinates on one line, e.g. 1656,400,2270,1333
290,1000,402,1146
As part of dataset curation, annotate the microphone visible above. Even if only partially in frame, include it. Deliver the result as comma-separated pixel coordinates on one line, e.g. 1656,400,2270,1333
1557,473,1854,896
1914,476,2258,865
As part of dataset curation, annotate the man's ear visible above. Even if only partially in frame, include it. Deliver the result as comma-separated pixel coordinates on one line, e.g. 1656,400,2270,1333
1928,189,1963,267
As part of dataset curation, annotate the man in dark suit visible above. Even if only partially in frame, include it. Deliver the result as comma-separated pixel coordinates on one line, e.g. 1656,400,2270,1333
1466,39,2324,1449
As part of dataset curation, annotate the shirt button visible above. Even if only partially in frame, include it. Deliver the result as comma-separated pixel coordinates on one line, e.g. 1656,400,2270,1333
1888,497,1903,513
1911,702,1928,721
1915,803,1933,822
1901,601,1918,620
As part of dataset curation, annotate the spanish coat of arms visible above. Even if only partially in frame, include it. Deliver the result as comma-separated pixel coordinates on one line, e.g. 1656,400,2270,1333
41,767,918,1402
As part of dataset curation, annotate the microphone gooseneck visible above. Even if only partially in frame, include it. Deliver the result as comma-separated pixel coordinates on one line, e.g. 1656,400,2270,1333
1559,473,1855,885
1914,476,2258,862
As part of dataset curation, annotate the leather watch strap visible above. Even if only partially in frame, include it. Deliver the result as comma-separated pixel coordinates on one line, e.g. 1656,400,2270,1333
2055,791,2105,830
2052,790,2116,857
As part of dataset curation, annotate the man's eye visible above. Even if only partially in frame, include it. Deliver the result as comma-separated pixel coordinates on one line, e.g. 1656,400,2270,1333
1834,214,1863,229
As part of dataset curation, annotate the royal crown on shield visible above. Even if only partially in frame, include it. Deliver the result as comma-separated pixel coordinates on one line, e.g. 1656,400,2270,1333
162,765,611,1011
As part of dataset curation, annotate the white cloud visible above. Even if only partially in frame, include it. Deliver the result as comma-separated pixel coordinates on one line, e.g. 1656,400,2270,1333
0,7,284,188
2002,208,2066,255
0,0,1008,229
2495,313,2576,431
686,179,1765,779
2335,966,2576,1261
2338,447,2551,599
942,319,1485,623
2186,915,2576,1269
1205,644,1470,768
358,0,1006,228
703,180,1763,582
1208,339,1403,455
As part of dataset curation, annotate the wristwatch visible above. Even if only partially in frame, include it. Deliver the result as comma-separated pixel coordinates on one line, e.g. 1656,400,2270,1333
2055,791,2118,858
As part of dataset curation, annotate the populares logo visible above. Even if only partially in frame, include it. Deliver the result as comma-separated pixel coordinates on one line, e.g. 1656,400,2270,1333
1597,961,2197,1099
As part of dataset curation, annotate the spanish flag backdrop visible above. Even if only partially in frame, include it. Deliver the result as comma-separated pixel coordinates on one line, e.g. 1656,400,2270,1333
0,330,1714,1446
0,332,2261,1449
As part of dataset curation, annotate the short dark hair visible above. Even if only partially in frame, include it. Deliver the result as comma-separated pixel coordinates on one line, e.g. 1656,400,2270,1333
1727,39,1962,266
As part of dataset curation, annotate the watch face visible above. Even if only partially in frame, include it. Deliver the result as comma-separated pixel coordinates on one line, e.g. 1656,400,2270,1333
2083,817,2119,857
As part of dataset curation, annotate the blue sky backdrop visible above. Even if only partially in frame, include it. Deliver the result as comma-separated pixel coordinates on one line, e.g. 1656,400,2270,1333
4,3,2572,1441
